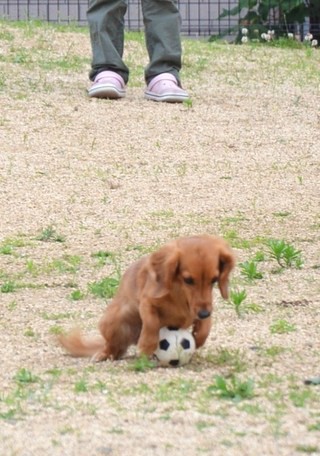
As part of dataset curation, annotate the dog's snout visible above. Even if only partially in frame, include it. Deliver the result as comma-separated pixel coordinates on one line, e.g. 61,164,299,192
197,309,211,320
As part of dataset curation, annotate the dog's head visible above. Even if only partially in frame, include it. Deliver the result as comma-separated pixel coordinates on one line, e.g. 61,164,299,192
147,235,235,321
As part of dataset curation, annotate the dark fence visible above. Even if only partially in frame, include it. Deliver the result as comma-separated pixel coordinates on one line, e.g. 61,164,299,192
0,1,319,39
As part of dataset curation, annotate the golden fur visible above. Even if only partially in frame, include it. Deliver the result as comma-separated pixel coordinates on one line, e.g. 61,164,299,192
59,235,235,361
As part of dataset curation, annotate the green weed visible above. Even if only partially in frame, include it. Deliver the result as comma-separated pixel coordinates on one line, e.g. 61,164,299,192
49,325,64,335
7,300,18,311
308,422,320,431
14,368,40,385
183,99,193,109
129,355,156,373
229,288,247,316
24,328,36,337
74,379,88,393
245,302,264,313
1,281,17,293
207,375,254,401
239,260,263,281
204,348,247,373
25,260,39,276
273,211,291,218
270,319,297,334
41,312,73,321
88,276,119,299
290,389,314,408
253,251,265,262
36,225,65,243
296,445,319,453
155,379,196,404
70,289,85,301
0,245,14,255
91,250,115,267
265,346,286,357
267,239,303,269
46,255,81,274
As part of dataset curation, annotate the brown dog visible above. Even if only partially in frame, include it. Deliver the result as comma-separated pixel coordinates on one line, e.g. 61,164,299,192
59,235,235,361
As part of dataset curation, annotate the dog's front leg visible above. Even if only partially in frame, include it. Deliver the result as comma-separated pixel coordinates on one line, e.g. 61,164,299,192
192,318,212,348
137,302,161,356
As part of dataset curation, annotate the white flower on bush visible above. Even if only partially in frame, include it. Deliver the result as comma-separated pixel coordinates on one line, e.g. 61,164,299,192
268,30,275,36
311,39,318,47
287,33,294,39
242,28,248,36
304,33,313,42
261,32,271,41
241,36,248,44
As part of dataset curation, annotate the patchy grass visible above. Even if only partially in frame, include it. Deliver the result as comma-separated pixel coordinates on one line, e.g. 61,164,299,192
0,20,319,456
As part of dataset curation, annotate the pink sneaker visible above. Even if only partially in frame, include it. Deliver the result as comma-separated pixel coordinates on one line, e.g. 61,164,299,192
88,71,126,99
145,73,189,103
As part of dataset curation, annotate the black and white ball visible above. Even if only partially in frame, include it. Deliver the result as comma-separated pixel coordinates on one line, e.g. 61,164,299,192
154,327,196,367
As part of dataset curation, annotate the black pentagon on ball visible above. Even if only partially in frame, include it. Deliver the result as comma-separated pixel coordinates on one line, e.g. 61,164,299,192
169,359,180,367
180,338,191,350
159,339,170,351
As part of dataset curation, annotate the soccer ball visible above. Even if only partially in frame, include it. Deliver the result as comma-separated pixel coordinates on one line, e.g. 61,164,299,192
153,327,196,367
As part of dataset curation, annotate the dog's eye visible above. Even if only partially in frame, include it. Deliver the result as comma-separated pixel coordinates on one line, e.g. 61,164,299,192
183,277,194,285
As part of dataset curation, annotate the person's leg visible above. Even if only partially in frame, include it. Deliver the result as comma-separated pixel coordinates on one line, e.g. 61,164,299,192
142,0,189,102
87,0,129,98
142,0,182,84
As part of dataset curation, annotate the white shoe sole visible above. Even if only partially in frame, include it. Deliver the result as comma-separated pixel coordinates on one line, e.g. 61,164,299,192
144,91,189,103
88,84,126,99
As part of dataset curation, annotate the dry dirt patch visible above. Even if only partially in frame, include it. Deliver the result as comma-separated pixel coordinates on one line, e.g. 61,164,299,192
0,22,320,456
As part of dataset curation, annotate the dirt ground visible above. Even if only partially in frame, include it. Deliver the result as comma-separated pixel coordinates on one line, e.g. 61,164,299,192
0,23,320,456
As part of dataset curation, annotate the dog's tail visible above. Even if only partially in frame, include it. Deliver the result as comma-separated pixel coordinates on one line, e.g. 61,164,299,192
58,328,105,358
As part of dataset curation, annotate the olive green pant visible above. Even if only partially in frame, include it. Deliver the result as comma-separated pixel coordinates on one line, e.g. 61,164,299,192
87,0,182,84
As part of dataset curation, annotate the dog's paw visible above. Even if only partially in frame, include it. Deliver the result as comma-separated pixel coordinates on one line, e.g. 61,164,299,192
91,351,112,362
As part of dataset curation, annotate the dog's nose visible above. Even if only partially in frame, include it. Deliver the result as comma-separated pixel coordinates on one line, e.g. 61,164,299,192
197,310,211,320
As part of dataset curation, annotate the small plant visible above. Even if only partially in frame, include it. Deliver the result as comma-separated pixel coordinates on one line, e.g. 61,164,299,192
265,346,286,357
207,375,254,402
41,312,72,321
239,260,263,281
267,239,303,269
205,348,247,373
36,225,65,242
0,244,14,255
129,355,156,372
183,98,193,109
46,255,81,274
245,302,264,313
74,378,88,393
88,276,119,299
25,259,39,276
290,389,313,408
270,319,297,334
296,445,319,454
308,422,320,431
14,368,40,384
24,327,36,337
70,289,84,301
253,251,265,262
8,300,17,311
91,250,115,267
229,288,247,316
1,281,17,293
49,325,64,335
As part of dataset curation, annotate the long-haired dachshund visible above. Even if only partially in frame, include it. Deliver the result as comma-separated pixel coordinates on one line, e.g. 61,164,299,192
59,235,235,361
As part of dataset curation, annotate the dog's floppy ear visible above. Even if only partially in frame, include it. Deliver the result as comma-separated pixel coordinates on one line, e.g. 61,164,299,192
218,245,235,299
146,243,180,299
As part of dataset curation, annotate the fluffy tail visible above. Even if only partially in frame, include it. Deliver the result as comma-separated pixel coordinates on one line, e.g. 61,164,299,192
58,328,105,358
